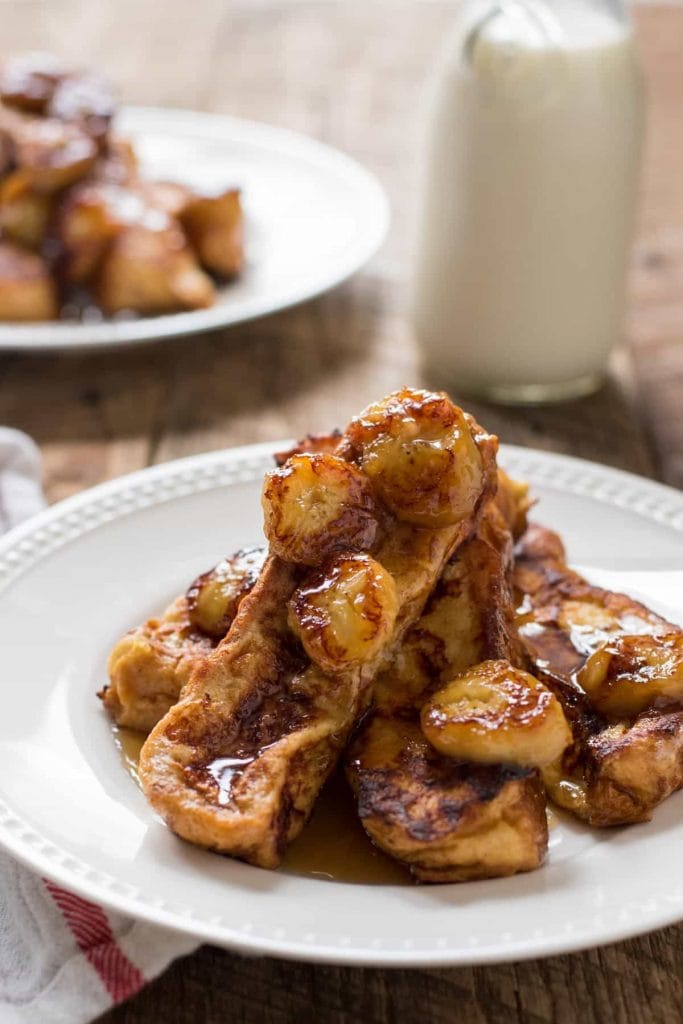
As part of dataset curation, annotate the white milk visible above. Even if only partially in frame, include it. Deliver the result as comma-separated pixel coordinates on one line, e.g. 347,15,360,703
411,0,644,402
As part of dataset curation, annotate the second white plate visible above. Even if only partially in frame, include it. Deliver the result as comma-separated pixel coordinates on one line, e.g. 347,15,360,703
0,107,389,350
0,443,681,965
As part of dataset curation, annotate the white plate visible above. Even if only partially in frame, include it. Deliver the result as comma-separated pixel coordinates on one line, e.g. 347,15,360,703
0,108,389,351
0,443,682,967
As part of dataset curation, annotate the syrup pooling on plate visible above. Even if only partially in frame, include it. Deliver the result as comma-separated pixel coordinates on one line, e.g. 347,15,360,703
113,725,144,786
112,724,410,884
283,770,411,885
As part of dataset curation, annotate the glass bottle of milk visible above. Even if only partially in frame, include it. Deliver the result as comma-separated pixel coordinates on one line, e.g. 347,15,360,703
411,0,644,403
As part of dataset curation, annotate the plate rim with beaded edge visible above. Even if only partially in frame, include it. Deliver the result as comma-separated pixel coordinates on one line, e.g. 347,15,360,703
0,441,681,966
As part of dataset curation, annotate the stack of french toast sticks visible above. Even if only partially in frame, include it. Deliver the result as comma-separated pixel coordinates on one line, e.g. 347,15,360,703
0,52,243,321
101,389,683,882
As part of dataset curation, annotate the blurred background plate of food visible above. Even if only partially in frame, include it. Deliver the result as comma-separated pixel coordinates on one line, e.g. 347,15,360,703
0,53,389,351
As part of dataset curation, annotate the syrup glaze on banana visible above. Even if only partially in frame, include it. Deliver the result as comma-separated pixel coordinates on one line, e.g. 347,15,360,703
345,484,554,884
138,389,498,869
514,523,683,825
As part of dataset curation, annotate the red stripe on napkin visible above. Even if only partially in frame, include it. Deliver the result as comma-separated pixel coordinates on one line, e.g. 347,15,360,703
44,880,146,1003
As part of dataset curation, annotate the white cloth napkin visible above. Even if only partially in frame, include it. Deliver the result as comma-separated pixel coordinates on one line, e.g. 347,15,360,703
0,429,197,1024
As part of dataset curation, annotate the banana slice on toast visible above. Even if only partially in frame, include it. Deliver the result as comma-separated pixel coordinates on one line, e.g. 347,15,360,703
139,389,497,867
101,547,265,731
514,524,683,825
101,437,354,734
346,488,552,882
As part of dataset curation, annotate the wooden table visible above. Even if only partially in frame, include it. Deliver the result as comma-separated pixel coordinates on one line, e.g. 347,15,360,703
1,3,682,1021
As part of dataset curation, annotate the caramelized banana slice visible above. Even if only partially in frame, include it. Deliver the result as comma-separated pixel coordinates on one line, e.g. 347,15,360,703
421,660,572,768
274,432,341,466
578,634,683,719
139,392,497,868
262,452,380,566
289,553,399,674
186,547,266,639
347,387,485,528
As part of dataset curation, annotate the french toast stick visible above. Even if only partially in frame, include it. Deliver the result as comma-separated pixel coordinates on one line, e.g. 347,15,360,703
101,440,344,733
101,468,521,739
514,523,683,825
139,389,498,867
101,547,265,732
103,596,214,733
346,489,550,883
101,439,344,735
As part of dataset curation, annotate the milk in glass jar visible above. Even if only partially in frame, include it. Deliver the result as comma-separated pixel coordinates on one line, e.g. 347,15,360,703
411,0,644,403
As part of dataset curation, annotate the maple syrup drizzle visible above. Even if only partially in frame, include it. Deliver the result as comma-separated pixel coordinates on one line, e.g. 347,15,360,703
206,756,255,805
113,725,411,885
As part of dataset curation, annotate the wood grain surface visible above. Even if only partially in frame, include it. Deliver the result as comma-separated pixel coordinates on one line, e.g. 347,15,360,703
0,3,681,1022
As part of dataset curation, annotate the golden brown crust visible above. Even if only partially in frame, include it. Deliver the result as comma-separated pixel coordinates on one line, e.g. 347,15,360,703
101,596,215,732
55,182,228,312
347,717,547,882
103,548,267,732
139,391,498,868
345,491,549,882
102,450,541,882
495,468,532,541
370,499,524,719
514,524,670,677
582,709,683,824
515,523,683,825
274,432,342,466
141,556,313,865
137,182,244,279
